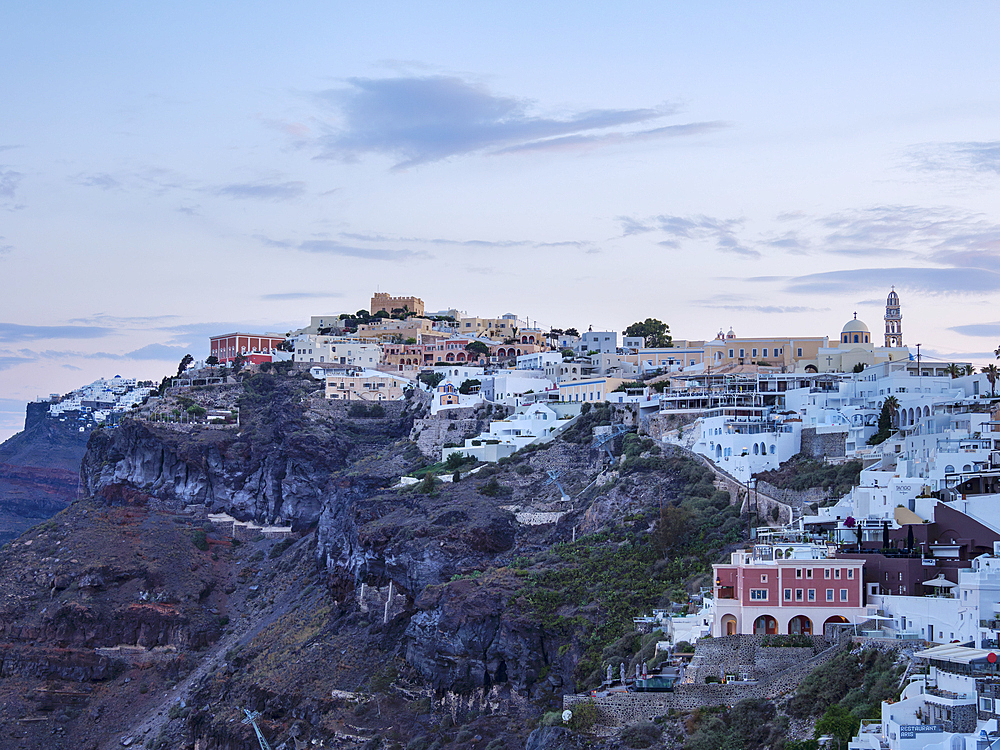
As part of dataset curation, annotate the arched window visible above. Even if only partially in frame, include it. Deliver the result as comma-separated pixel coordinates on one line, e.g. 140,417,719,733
753,444,759,455
963,464,972,473
944,465,955,473
770,444,776,455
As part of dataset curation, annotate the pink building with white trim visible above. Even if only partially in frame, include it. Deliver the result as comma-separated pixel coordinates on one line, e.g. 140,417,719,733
712,543,869,636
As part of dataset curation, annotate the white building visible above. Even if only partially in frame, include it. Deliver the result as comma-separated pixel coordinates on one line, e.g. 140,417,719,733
689,407,801,482
292,334,382,367
443,403,570,462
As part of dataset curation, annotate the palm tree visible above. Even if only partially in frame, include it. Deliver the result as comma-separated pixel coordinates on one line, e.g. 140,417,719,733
946,362,960,379
884,395,900,429
995,343,1000,359
963,364,976,376
984,365,999,398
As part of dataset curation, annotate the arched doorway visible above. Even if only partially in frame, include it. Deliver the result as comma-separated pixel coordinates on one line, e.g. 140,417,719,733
753,615,777,635
788,615,812,635
721,614,738,636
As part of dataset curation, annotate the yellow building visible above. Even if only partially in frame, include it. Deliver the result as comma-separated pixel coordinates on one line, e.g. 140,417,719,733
370,292,424,317
325,373,408,401
458,314,522,340
703,330,827,371
356,317,434,342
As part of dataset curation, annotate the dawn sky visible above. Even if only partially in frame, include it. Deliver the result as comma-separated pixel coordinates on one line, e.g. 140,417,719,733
3,2,1000,439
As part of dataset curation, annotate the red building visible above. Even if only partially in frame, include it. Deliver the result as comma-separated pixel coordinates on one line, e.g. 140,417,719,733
713,543,868,636
209,333,287,365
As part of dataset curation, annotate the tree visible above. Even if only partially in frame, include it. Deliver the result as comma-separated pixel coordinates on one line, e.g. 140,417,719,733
418,371,445,389
624,318,672,348
867,396,899,445
232,353,247,376
963,364,976,376
458,378,481,395
653,505,691,556
985,364,999,398
852,362,866,373
206,355,219,367
946,362,960,378
814,704,859,748
564,328,579,337
176,354,193,377
465,340,490,359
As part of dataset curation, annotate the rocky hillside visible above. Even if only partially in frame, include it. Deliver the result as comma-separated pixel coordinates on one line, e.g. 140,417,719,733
0,374,749,750
0,401,92,545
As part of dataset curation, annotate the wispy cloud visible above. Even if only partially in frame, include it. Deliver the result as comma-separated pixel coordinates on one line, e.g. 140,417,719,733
260,291,345,301
299,239,427,261
700,304,829,314
0,167,24,208
72,172,122,191
216,181,306,201
0,323,113,342
620,214,758,258
948,322,1000,338
763,267,1000,296
123,343,193,360
312,76,721,168
907,141,1000,176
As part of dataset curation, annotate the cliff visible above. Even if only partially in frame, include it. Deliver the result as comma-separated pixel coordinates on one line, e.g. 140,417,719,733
0,401,92,545
0,377,749,750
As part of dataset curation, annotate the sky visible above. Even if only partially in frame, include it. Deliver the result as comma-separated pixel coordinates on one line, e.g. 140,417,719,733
2,2,1000,440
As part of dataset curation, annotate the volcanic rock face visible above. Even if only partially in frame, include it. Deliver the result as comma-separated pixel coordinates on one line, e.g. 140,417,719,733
80,376,417,527
0,403,92,545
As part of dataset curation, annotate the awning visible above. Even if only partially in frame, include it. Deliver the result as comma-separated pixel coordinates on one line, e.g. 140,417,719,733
922,575,958,588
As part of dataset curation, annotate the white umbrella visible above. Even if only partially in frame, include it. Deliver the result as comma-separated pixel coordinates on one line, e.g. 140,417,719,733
922,575,958,588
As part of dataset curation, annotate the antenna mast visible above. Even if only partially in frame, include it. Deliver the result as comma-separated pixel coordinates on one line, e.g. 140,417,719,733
242,708,273,750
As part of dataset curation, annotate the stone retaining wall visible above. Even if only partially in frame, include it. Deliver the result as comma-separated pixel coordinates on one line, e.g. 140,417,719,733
800,428,847,459
564,635,851,727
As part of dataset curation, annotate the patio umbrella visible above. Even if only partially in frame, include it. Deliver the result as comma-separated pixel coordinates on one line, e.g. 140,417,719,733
921,575,957,588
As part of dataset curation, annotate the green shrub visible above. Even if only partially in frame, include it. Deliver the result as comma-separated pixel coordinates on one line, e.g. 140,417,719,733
620,721,661,749
568,701,600,732
191,530,209,551
269,538,294,559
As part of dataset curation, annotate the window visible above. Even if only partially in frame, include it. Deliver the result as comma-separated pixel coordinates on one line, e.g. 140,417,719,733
752,348,758,357
981,698,994,713
750,589,768,601
840,589,848,601
834,569,841,579
729,349,734,358
796,589,804,601
796,569,803,579
824,569,831,579
763,348,769,357
806,569,813,579
797,348,803,357
808,589,816,601
826,589,834,601
784,589,792,601
847,569,854,579
739,349,745,357
760,574,767,583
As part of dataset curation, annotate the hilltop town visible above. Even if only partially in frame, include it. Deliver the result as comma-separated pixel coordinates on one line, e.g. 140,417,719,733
7,288,1000,750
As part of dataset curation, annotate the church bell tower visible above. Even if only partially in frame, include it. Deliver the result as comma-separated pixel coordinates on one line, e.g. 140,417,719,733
884,288,902,347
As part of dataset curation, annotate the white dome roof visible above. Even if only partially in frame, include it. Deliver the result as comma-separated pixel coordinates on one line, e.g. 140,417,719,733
842,318,869,334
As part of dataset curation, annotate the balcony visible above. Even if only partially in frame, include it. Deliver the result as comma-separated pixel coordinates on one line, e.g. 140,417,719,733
923,686,975,707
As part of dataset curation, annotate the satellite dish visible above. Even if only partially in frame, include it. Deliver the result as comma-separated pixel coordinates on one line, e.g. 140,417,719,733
562,710,573,723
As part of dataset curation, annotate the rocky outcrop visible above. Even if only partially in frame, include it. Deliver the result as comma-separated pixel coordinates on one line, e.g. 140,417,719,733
404,574,567,700
80,378,417,527
0,644,119,681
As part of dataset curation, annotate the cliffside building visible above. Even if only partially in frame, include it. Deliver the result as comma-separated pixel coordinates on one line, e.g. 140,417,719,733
370,292,424,317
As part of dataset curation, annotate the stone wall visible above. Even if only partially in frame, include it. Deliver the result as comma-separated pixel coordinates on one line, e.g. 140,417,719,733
563,635,851,727
800,428,847,459
410,410,487,459
754,480,829,513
